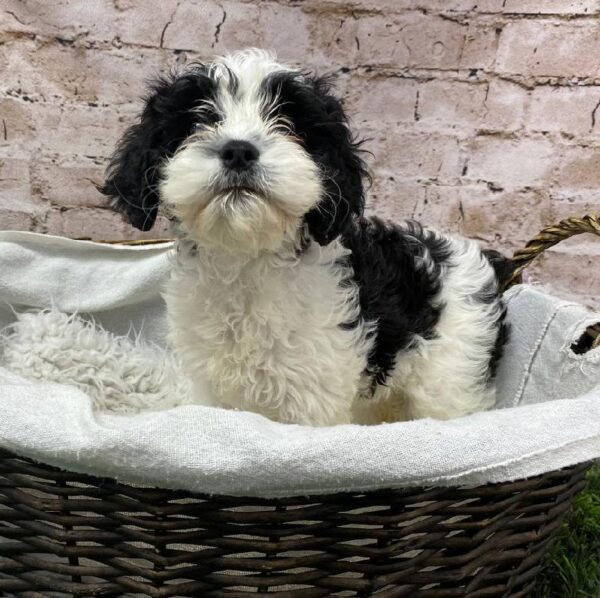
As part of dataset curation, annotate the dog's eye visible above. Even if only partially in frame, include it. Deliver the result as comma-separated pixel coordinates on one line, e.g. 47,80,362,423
192,122,203,133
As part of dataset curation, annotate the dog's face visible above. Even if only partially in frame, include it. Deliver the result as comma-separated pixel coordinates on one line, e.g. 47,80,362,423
101,49,367,254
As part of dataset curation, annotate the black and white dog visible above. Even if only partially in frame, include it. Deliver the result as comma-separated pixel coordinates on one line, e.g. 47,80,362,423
101,49,509,426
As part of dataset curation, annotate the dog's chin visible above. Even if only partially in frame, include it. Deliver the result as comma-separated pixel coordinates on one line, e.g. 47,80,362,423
176,188,300,256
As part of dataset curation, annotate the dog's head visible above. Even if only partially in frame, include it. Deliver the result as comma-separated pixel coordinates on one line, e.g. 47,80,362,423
101,49,367,254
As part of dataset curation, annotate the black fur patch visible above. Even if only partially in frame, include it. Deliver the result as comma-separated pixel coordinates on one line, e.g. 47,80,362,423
481,249,513,379
263,72,369,245
100,66,217,230
482,249,514,291
342,218,453,384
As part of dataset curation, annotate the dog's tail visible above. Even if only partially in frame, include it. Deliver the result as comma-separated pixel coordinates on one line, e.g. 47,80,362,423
482,249,514,290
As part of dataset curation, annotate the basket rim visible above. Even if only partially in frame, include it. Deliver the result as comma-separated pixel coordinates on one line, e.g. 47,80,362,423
0,446,593,499
0,216,598,492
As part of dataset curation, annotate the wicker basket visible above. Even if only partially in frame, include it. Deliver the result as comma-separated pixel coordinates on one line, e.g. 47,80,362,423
0,215,598,598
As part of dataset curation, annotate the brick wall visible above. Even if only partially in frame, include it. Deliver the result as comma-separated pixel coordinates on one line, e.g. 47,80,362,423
1,0,599,306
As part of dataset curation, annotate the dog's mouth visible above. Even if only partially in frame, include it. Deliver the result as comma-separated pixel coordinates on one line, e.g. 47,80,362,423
215,184,267,203
222,185,258,195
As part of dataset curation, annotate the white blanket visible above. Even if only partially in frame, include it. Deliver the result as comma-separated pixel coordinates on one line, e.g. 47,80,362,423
0,231,599,498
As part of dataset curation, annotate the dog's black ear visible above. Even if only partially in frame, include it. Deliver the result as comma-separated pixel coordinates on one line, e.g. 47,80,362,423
267,72,368,245
100,69,216,231
301,76,368,245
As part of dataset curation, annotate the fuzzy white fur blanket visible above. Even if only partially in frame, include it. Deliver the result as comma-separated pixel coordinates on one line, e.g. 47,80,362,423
0,231,599,497
2,309,192,413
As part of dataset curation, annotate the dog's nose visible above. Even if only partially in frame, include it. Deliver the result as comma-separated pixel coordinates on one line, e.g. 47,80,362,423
219,140,260,172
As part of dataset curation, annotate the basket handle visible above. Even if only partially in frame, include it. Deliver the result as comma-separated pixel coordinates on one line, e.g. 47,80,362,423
508,214,600,284
506,213,600,348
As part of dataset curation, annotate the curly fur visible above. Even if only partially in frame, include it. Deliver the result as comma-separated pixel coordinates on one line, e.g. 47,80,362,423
100,49,511,426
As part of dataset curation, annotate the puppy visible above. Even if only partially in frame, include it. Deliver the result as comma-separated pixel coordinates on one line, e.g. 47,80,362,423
101,49,510,426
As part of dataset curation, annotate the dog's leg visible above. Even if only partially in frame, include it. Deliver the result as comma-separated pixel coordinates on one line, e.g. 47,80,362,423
343,219,508,424
372,237,504,422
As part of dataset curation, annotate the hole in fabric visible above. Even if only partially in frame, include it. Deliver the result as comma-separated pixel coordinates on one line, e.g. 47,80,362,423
571,323,600,355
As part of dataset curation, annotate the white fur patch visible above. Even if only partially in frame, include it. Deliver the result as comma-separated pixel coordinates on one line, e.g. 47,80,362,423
164,240,373,425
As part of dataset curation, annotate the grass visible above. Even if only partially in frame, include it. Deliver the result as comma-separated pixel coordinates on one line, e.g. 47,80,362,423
532,461,600,598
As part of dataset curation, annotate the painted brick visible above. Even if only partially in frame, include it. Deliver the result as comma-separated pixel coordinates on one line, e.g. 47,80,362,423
159,0,238,54
43,208,129,239
309,13,360,67
0,158,45,231
43,207,172,240
469,0,599,13
383,14,466,70
316,0,587,11
405,185,466,232
366,177,465,233
312,12,465,69
1,0,126,42
456,187,551,246
30,161,106,207
355,127,387,174
345,77,418,126
385,133,461,182
548,191,600,222
1,0,599,304
497,21,600,78
0,40,171,105
0,158,36,212
496,0,600,14
252,3,311,63
298,0,409,11
528,86,600,136
531,244,600,306
110,0,182,48
1,0,185,49
5,99,137,159
366,178,425,221
416,80,488,131
0,209,36,231
459,24,500,70
465,137,556,189
0,97,38,157
556,146,600,188
162,2,310,63
480,80,527,133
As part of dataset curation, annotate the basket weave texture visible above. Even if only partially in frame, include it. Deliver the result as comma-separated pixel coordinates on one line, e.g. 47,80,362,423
0,214,599,597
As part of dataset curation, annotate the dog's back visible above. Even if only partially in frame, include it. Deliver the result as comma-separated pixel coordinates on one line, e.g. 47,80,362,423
344,216,507,422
